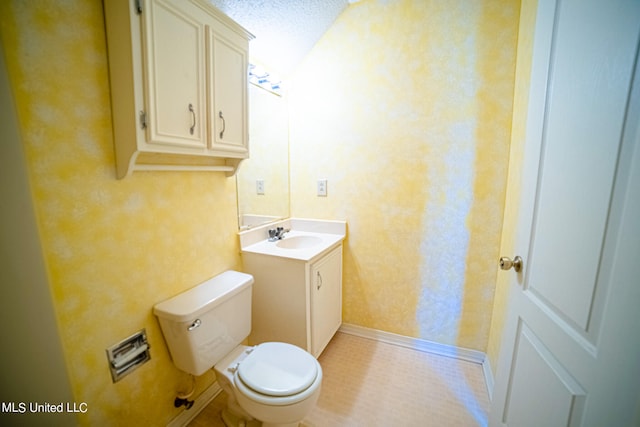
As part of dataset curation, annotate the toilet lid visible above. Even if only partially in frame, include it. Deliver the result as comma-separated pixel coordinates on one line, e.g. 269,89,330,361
237,342,318,397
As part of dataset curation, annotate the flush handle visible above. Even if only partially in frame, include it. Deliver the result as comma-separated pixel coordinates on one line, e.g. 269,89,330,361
187,319,201,331
499,256,523,273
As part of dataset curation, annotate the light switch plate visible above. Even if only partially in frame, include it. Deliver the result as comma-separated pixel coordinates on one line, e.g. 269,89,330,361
317,179,327,197
256,180,265,195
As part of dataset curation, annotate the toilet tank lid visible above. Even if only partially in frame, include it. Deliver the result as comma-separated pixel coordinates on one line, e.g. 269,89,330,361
153,271,253,322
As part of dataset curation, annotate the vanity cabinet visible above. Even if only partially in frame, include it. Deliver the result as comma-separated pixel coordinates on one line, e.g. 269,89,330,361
310,246,343,357
104,0,253,178
243,245,343,358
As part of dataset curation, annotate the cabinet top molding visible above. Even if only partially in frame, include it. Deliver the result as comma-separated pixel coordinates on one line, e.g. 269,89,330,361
190,0,255,41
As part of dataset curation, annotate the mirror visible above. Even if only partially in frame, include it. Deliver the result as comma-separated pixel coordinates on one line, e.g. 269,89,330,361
236,83,289,230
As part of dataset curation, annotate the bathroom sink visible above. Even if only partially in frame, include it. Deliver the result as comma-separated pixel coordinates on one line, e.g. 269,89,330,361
240,219,346,261
276,235,323,249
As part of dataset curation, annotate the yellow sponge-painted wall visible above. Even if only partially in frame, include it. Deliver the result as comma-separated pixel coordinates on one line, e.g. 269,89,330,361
1,1,240,424
289,0,520,350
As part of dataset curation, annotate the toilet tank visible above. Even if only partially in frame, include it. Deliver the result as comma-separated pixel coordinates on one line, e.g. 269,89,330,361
153,271,253,376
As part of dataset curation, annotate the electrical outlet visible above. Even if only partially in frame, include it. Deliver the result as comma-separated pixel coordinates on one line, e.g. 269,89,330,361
256,180,265,195
317,179,328,197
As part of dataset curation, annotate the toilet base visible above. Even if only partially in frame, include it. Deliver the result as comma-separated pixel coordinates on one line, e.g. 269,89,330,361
220,407,261,427
218,382,259,427
221,408,300,427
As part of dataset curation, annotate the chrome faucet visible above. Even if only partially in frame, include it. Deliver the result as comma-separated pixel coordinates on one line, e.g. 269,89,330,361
268,226,290,241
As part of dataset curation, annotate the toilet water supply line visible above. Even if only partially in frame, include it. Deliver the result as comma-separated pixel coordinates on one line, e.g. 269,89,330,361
174,374,196,409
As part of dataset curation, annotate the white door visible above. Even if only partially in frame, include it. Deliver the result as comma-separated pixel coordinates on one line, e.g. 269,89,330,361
490,1,640,426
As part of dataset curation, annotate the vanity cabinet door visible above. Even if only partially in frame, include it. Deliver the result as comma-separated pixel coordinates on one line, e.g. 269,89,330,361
142,0,207,149
310,246,343,357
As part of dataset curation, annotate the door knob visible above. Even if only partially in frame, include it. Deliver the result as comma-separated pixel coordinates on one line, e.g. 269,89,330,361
499,256,523,272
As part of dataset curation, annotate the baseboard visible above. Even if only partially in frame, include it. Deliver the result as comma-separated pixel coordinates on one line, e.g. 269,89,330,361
482,357,495,401
339,323,494,400
167,381,222,427
339,323,486,363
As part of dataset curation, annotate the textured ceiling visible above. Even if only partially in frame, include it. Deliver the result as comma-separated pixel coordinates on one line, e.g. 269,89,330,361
208,0,350,77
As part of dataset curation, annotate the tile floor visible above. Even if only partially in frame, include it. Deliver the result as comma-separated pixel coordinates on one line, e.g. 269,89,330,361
188,332,490,427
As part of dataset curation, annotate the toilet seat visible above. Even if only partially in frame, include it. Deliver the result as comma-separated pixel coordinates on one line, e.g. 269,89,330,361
234,342,321,406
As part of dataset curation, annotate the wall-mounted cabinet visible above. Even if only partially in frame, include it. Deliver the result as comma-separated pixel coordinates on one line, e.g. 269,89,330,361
104,0,253,178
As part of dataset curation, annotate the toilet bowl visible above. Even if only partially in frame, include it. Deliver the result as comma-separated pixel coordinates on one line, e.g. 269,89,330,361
153,270,322,427
214,343,322,427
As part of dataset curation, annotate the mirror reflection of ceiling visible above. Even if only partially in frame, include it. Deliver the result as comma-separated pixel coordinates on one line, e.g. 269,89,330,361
207,0,350,77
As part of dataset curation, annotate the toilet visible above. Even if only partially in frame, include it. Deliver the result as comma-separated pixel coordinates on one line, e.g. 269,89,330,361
153,270,322,427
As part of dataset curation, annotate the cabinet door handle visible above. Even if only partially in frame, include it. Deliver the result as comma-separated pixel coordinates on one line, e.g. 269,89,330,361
219,111,225,139
189,104,196,135
316,271,323,290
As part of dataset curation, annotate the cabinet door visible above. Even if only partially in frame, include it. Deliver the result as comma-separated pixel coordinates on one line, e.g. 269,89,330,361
142,0,207,148
209,29,249,156
310,246,343,357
